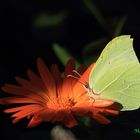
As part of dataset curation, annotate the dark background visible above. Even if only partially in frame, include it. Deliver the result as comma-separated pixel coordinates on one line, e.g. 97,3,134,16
0,0,140,140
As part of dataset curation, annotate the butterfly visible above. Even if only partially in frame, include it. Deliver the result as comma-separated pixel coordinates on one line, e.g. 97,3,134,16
85,35,140,111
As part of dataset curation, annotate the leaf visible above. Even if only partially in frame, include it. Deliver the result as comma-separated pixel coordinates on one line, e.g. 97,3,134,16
53,43,80,68
84,56,99,66
76,116,91,127
34,12,66,27
82,37,108,65
113,16,127,37
82,37,107,56
83,0,107,30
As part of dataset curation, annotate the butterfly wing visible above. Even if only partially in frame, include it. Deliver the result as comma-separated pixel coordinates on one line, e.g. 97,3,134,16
89,35,140,111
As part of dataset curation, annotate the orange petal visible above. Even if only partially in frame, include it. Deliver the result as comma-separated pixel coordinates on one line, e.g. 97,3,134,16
0,97,40,104
62,113,78,128
61,78,73,99
77,65,86,74
93,113,111,124
93,100,114,107
15,77,48,102
51,64,63,97
15,76,43,93
4,104,42,113
27,116,43,128
12,118,22,123
61,60,76,98
37,58,56,98
36,108,56,122
27,69,46,91
51,64,62,84
103,109,119,115
64,59,75,77
2,84,27,96
79,63,94,83
2,84,47,103
11,107,42,120
72,63,94,98
71,65,86,86
72,104,91,116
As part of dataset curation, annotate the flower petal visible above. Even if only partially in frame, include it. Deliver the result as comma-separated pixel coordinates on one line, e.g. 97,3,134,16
51,64,62,84
36,108,78,128
37,58,56,98
103,109,119,115
78,63,94,84
62,112,78,128
15,76,44,93
93,113,111,124
27,116,43,128
0,97,40,104
4,104,42,114
61,60,76,99
93,100,114,107
73,63,94,98
72,103,91,116
36,108,56,122
51,64,63,97
27,69,46,91
64,59,75,77
2,84,47,104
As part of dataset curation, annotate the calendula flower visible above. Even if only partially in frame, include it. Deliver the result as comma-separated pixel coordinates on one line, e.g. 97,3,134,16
0,59,119,128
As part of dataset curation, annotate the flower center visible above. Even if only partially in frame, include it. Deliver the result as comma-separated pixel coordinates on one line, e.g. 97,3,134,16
46,97,76,110
66,98,76,108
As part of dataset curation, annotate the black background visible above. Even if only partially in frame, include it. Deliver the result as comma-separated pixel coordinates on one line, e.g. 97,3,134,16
0,0,140,140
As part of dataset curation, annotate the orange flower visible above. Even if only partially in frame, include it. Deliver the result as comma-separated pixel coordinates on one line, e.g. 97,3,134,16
0,59,119,128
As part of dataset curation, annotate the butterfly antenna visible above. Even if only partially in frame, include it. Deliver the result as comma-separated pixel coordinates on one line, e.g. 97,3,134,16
72,70,82,78
73,70,88,84
67,75,86,85
67,75,79,80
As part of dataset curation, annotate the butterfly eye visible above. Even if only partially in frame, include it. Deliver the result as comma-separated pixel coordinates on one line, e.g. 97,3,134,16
83,84,90,89
84,84,101,96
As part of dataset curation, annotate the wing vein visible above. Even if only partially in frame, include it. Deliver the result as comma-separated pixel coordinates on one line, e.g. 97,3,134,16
96,67,127,93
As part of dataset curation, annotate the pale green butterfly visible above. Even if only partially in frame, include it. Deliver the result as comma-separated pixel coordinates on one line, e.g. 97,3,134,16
86,35,140,111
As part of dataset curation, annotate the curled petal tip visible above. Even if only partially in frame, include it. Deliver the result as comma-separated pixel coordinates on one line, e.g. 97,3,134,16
93,100,114,107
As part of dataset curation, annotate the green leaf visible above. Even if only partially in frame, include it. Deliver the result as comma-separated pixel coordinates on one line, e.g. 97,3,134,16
34,12,66,27
84,55,99,66
53,43,80,68
83,0,107,30
82,37,108,66
76,116,91,127
82,117,91,127
113,16,127,37
82,37,107,56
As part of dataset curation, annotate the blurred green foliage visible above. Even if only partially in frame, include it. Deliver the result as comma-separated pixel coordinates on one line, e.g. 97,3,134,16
33,0,126,67
53,43,80,68
77,117,91,127
51,0,126,66
34,12,66,27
